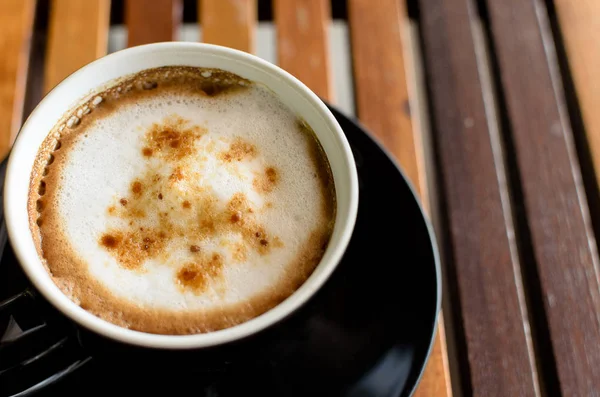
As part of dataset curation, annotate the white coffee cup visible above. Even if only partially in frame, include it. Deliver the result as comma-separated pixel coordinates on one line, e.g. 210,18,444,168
3,43,359,350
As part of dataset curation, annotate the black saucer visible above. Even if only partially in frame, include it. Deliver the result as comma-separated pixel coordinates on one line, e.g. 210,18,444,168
0,105,440,397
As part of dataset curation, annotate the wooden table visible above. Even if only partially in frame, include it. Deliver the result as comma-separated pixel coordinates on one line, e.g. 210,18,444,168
2,0,600,395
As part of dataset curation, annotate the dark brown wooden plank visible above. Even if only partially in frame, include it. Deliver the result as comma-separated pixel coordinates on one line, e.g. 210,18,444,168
200,0,256,53
274,0,333,100
126,0,183,47
0,0,35,159
484,0,600,394
418,0,540,395
45,0,111,93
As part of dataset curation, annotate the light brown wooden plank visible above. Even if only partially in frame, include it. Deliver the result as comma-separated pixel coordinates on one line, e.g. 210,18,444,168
349,1,452,396
274,0,333,101
126,0,182,47
348,0,418,186
44,0,111,93
414,321,452,397
0,0,35,159
554,1,600,189
200,0,256,53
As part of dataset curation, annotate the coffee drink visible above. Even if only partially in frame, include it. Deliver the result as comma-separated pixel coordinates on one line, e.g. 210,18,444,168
29,66,336,335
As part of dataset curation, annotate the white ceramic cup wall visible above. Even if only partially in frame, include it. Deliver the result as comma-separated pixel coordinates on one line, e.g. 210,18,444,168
3,43,359,350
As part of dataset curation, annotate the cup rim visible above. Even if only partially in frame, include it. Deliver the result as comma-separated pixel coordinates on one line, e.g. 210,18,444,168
4,42,359,349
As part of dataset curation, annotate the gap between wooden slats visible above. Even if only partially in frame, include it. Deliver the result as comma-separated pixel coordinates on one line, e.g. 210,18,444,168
126,0,183,46
482,0,600,394
417,0,541,395
44,0,111,93
274,0,333,101
0,0,36,160
348,1,451,396
200,0,256,53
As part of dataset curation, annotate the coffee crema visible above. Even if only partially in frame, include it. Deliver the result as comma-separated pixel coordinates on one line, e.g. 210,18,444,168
28,66,336,335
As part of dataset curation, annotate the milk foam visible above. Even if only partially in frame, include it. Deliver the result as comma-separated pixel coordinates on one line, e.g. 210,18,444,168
46,85,328,312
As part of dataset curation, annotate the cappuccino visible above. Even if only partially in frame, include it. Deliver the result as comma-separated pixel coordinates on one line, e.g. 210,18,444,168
28,66,336,335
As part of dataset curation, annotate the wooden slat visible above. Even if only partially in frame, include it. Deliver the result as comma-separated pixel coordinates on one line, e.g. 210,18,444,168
484,0,600,394
554,2,600,195
348,0,418,186
348,1,451,396
200,0,256,53
126,0,182,47
415,323,452,397
418,0,540,395
44,0,111,93
274,0,333,101
0,0,35,159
